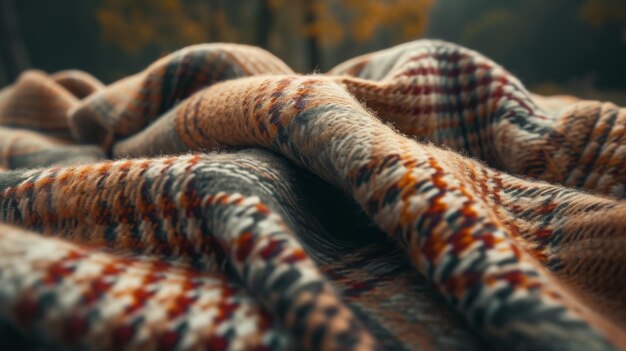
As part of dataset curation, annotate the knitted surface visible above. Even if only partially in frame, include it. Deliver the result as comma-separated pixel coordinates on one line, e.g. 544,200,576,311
0,40,625,351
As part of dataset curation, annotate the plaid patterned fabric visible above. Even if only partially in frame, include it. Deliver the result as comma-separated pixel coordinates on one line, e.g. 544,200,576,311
0,40,624,351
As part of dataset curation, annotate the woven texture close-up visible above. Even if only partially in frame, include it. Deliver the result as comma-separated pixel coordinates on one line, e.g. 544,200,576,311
0,40,625,351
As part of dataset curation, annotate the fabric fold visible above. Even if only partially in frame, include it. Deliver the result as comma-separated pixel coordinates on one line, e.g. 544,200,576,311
0,39,624,351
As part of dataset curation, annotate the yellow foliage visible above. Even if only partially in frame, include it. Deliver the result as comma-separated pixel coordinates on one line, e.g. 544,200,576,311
97,0,213,55
97,0,434,55
311,0,435,47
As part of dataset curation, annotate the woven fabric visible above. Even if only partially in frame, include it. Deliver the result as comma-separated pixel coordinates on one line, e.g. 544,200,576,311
0,40,625,351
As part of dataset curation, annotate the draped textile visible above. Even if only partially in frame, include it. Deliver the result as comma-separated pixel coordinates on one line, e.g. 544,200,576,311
0,40,625,351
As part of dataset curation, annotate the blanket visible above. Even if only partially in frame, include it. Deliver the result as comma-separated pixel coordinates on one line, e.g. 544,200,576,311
0,40,624,351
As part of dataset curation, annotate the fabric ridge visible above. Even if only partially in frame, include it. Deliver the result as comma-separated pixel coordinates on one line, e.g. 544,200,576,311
0,40,625,351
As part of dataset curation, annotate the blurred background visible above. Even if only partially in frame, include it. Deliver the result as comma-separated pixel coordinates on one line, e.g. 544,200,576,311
1,0,625,103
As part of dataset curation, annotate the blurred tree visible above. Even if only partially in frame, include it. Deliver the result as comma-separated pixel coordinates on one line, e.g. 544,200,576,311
580,0,626,41
97,0,212,55
256,0,274,48
303,0,321,69
269,0,434,69
0,0,31,84
343,0,433,43
97,0,434,71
